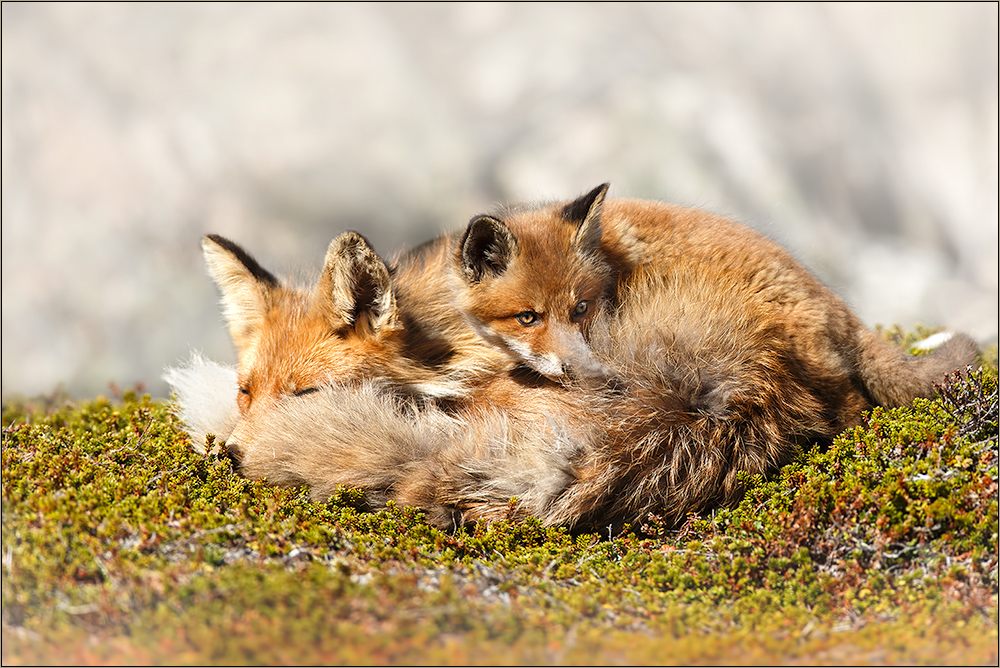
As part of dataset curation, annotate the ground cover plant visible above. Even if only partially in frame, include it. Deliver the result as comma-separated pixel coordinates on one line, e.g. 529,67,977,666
2,335,998,665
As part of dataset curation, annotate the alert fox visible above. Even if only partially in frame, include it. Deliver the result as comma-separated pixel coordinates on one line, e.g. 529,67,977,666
454,183,980,434
169,230,857,531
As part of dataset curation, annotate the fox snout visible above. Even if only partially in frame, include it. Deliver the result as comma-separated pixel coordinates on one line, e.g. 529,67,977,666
554,351,607,380
220,438,245,471
535,324,607,381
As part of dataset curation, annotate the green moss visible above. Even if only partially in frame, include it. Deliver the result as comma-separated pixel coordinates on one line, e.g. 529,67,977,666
2,358,997,665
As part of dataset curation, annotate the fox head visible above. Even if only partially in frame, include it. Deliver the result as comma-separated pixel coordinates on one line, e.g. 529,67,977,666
455,183,615,380
203,232,457,452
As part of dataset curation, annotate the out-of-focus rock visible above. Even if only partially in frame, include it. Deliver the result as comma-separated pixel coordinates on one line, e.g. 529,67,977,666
2,3,997,398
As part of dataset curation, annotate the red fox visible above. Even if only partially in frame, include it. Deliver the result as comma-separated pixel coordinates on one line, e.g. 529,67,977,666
168,230,860,531
167,205,979,532
453,183,980,433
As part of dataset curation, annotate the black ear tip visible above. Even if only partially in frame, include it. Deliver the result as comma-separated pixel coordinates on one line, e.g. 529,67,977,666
466,215,497,234
562,183,610,224
460,215,515,281
204,233,235,251
462,215,500,247
590,183,611,202
202,234,279,287
585,183,610,198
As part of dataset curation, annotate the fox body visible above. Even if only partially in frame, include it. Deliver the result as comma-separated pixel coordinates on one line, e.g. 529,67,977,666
170,229,864,531
167,185,979,531
454,184,980,436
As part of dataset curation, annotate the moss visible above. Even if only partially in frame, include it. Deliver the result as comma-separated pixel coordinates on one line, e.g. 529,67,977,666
2,355,997,665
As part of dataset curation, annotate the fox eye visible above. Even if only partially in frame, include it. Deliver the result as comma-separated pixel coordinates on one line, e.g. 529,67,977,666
514,311,539,326
293,387,318,397
237,386,252,413
572,300,590,318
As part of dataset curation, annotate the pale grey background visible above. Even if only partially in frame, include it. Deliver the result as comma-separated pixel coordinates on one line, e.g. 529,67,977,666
3,2,997,399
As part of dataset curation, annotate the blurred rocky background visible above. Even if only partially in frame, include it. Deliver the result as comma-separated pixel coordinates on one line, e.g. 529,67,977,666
2,3,997,399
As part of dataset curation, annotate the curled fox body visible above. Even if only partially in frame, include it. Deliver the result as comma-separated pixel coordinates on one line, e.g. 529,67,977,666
167,187,979,531
454,184,980,437
168,229,861,531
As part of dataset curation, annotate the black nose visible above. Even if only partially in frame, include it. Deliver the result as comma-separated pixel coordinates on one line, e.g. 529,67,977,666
220,440,243,470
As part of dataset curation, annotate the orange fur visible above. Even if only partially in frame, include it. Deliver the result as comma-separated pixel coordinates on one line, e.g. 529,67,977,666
453,184,980,421
177,190,979,532
190,231,793,530
194,231,615,528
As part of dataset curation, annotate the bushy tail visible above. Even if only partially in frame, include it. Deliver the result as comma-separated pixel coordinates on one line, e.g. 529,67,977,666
223,381,599,529
163,353,239,453
562,348,828,529
856,330,981,408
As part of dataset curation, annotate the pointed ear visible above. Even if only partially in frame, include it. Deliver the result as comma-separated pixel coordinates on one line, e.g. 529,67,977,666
317,231,399,336
460,215,518,283
562,183,609,255
202,234,279,351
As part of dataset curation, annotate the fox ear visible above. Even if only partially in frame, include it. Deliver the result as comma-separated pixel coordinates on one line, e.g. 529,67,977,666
202,234,279,352
563,183,609,255
460,215,518,283
317,231,399,336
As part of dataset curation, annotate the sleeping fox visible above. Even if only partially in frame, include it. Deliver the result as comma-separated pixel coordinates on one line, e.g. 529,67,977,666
169,229,877,531
169,232,607,529
453,183,980,434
